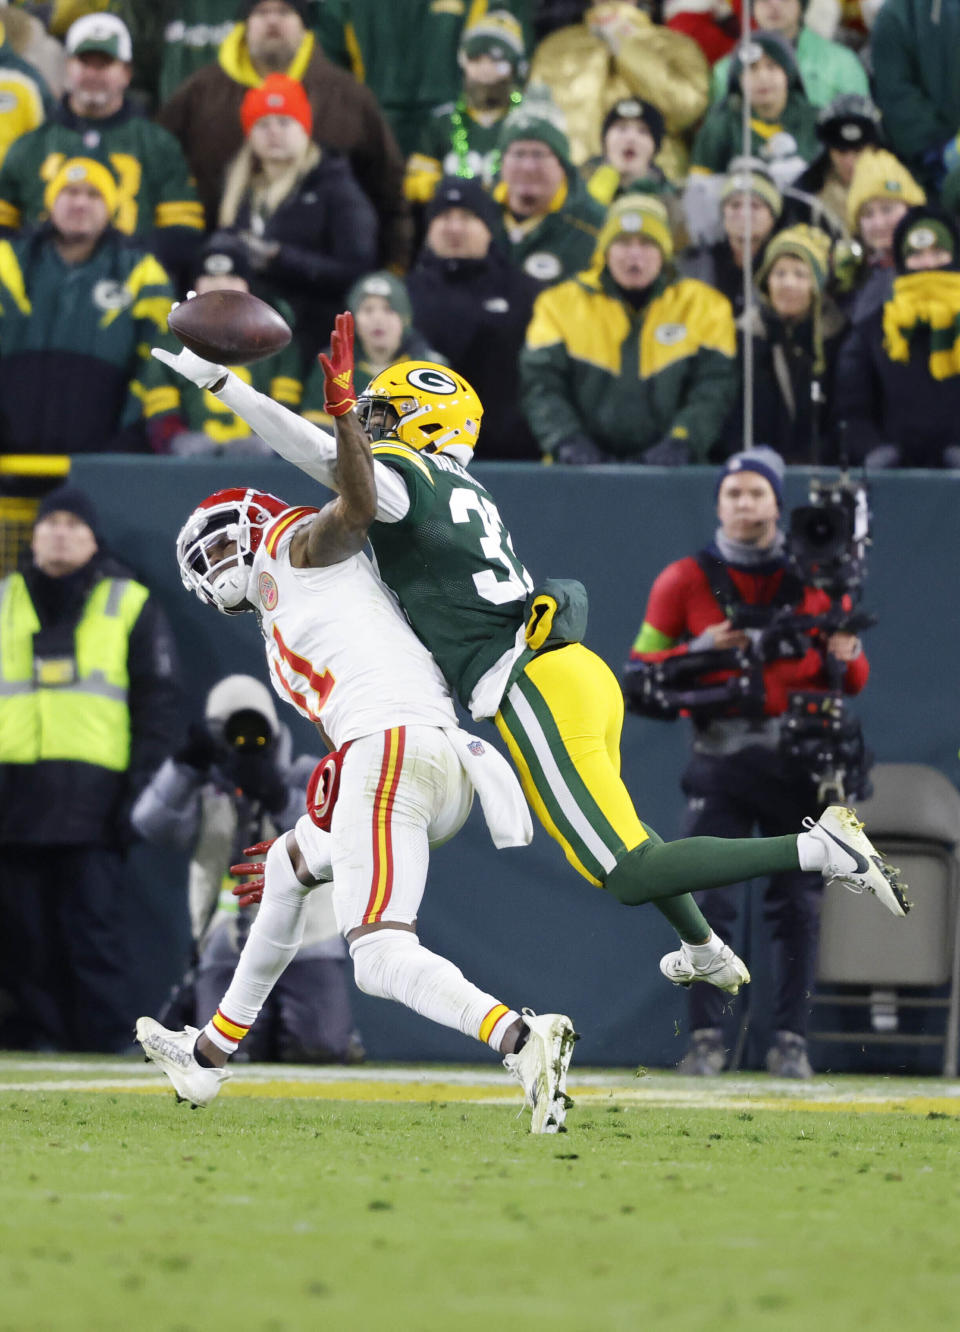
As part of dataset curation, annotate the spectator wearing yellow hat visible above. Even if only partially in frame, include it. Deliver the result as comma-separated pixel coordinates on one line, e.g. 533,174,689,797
0,155,179,455
520,192,737,464
720,223,844,462
834,145,925,323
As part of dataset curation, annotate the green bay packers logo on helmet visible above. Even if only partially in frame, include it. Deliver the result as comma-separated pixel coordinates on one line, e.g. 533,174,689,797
356,360,483,461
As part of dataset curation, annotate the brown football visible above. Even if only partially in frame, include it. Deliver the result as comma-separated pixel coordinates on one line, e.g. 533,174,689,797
167,289,292,365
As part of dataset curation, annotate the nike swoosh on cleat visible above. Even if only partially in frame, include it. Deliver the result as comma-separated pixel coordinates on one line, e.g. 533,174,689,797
822,826,868,873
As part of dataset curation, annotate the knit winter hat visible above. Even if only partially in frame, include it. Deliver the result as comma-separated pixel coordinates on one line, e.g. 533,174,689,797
758,223,832,294
44,156,118,216
237,0,309,22
459,9,527,75
347,271,412,325
728,32,803,96
35,485,100,537
425,175,500,234
197,231,253,286
816,93,882,151
241,73,312,137
601,98,665,154
715,446,785,508
498,90,570,166
892,204,960,274
720,157,783,220
845,147,925,234
595,193,673,261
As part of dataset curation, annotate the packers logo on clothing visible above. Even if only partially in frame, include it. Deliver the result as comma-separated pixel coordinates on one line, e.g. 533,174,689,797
654,322,687,346
524,252,562,282
92,279,132,311
407,366,458,394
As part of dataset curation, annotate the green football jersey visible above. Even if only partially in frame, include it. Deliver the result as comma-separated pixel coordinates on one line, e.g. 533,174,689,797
369,441,533,709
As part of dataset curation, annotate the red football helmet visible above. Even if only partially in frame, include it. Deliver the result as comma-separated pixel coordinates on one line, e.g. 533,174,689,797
177,487,289,614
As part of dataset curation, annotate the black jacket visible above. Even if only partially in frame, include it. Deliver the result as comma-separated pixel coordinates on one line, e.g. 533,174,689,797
0,552,181,847
406,245,540,461
679,240,768,318
833,298,960,465
720,302,846,464
227,154,379,363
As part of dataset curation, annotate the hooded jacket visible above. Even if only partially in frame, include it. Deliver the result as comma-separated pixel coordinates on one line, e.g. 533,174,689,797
710,26,869,111
157,22,410,269
493,161,606,286
691,37,821,177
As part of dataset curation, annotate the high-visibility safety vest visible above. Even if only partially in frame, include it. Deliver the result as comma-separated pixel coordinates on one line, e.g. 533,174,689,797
0,571,149,771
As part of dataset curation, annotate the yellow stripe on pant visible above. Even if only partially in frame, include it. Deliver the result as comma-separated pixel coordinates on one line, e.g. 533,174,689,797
495,644,650,887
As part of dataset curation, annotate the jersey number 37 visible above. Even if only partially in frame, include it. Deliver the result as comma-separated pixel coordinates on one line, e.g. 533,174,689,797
449,488,533,607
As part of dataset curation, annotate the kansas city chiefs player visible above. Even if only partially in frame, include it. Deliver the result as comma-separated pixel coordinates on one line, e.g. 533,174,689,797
153,309,909,1026
139,316,577,1133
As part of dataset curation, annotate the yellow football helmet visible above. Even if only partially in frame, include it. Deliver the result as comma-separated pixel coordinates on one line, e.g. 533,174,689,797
355,361,483,460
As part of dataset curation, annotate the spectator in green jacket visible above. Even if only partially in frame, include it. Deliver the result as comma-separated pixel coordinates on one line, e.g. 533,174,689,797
871,0,960,191
520,192,737,464
0,13,205,289
580,96,677,212
492,94,606,286
0,155,180,455
710,0,869,110
405,9,528,203
300,269,444,427
311,0,533,157
690,32,820,188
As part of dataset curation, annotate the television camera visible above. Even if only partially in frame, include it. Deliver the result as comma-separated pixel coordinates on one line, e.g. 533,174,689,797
623,472,875,803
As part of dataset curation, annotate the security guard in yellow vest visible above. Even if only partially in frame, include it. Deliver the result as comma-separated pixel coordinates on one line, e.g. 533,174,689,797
0,485,180,1052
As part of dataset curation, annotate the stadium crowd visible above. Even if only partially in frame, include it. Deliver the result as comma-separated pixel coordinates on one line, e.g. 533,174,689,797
0,0,957,468
0,0,952,1068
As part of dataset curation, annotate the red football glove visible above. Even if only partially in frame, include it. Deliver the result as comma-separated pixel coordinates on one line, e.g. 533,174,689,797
317,311,357,417
230,838,276,908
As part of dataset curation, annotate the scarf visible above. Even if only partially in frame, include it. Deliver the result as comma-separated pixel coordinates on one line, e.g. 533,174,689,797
883,269,960,379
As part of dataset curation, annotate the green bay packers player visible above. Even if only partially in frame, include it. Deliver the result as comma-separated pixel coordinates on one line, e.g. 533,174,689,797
154,314,909,1005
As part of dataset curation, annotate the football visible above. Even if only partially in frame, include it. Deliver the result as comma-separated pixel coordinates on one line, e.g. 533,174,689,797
167,289,292,365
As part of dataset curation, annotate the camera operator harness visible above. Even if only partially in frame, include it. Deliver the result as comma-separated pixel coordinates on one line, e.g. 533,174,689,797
623,546,875,805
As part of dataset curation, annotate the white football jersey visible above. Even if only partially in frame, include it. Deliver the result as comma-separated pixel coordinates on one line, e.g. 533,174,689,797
250,507,457,747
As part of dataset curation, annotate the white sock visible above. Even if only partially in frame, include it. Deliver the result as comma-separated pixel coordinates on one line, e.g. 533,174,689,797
797,830,827,872
683,930,723,962
205,834,312,1054
350,930,520,1049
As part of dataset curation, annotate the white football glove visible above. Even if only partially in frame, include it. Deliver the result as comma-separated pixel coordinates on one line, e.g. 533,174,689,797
151,343,229,390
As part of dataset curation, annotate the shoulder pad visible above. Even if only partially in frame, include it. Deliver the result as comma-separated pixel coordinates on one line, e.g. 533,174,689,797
371,442,435,485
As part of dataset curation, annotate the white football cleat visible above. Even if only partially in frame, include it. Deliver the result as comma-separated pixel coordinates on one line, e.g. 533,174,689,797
803,806,909,917
136,1017,232,1108
660,939,750,995
503,1009,578,1134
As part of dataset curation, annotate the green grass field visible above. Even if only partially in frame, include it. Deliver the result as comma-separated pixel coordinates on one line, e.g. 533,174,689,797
1,1056,958,1332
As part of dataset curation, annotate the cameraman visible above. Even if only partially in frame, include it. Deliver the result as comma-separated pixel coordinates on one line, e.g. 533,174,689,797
627,447,867,1078
132,674,362,1064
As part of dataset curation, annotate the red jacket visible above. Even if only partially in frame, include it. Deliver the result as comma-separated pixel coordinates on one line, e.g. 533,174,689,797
630,553,869,716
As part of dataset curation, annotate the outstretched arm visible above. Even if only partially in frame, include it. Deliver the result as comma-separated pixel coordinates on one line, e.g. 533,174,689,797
292,314,377,567
151,309,411,519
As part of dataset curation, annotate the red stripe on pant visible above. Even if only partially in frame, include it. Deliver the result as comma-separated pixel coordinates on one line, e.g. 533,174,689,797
362,728,406,924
